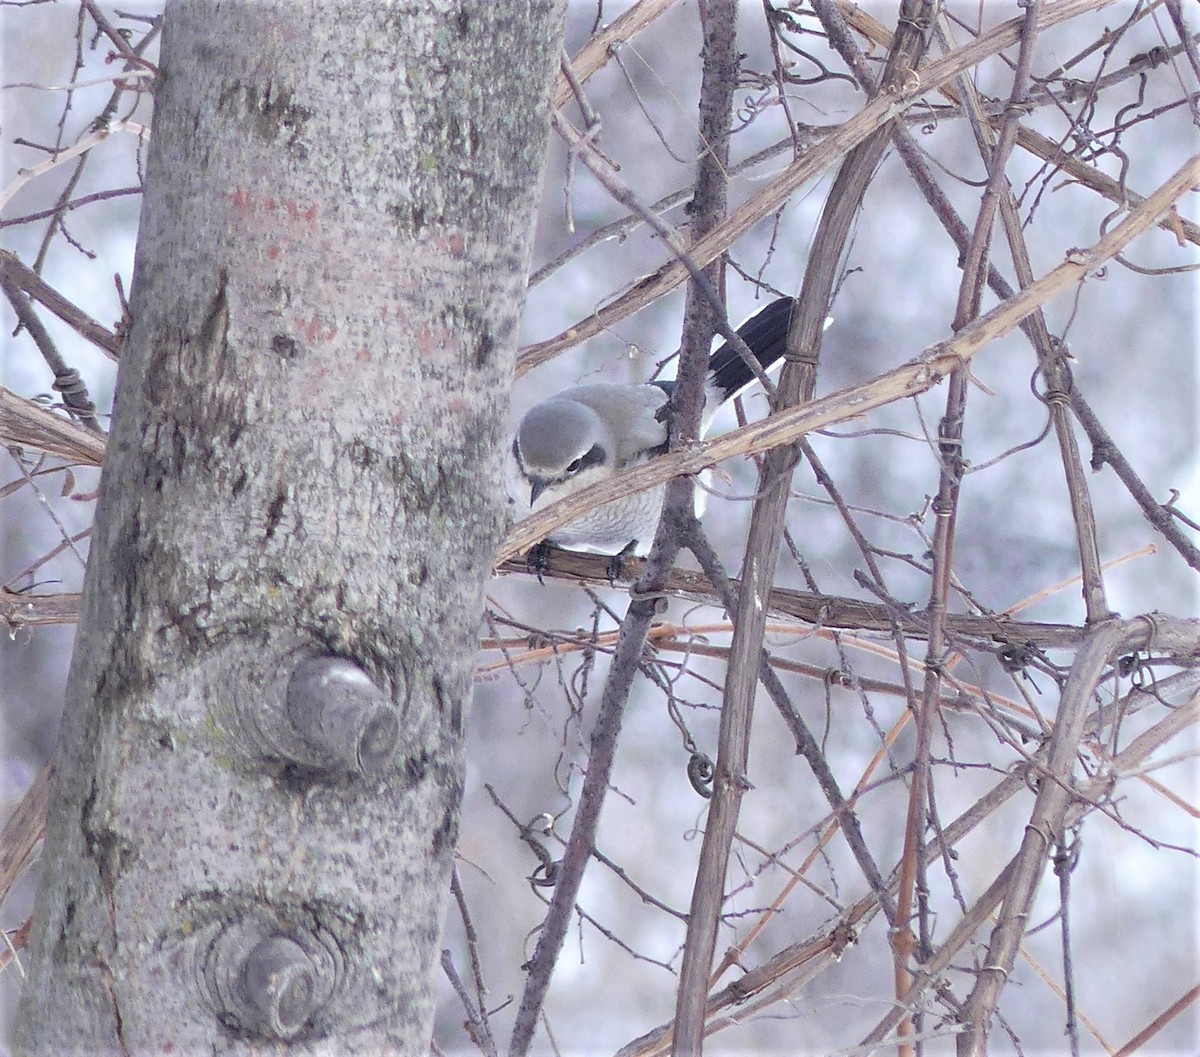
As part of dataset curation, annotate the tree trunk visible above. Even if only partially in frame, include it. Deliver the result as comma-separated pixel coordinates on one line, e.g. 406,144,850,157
14,2,564,1052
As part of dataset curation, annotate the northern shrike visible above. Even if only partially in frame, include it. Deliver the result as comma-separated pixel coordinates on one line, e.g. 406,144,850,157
508,296,795,557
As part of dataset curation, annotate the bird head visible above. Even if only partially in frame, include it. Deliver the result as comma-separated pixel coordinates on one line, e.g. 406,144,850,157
513,399,613,507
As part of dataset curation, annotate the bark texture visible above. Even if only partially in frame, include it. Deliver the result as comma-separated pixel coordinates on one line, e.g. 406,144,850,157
14,1,564,1052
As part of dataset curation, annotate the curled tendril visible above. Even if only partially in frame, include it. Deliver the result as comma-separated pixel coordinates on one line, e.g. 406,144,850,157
521,813,560,888
687,752,715,798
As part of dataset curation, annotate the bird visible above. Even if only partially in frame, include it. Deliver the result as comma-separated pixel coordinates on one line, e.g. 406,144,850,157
507,296,796,560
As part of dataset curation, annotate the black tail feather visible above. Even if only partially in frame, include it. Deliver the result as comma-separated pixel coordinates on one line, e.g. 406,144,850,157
706,296,796,402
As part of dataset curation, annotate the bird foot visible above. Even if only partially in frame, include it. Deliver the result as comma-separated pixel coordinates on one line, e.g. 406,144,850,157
527,540,553,584
605,540,639,585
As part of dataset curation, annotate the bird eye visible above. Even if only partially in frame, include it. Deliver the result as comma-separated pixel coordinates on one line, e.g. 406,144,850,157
565,444,605,477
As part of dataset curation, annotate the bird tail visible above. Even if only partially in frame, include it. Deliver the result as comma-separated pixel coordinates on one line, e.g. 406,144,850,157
705,296,796,403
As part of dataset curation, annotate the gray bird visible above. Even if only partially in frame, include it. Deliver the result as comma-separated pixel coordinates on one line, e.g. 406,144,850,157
508,296,796,557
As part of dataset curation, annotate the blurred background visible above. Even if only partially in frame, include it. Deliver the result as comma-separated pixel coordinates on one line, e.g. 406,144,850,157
3,2,1197,1054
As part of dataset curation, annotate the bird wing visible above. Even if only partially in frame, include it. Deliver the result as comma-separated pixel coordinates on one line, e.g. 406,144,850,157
565,384,670,467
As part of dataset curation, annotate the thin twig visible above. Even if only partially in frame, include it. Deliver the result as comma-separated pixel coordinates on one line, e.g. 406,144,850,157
550,0,680,112
0,185,142,229
0,119,149,213
0,250,122,360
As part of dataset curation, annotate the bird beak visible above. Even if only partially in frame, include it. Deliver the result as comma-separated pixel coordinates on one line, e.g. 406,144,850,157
530,479,547,504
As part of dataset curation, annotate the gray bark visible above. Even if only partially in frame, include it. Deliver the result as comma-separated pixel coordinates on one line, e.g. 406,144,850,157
14,1,564,1053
